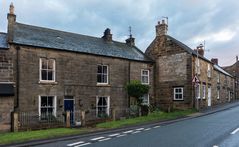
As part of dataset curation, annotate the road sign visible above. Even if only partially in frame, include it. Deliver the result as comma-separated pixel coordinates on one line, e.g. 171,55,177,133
192,75,200,83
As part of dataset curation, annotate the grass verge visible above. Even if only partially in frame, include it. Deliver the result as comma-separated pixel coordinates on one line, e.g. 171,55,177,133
96,109,196,129
0,128,88,145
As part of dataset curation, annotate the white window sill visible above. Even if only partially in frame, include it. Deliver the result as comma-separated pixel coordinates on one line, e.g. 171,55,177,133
96,83,110,87
39,81,58,85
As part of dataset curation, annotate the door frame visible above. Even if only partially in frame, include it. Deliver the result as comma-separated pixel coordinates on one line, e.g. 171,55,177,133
208,87,211,107
64,97,75,124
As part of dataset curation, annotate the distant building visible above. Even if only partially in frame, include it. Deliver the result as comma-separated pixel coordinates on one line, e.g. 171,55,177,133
223,56,239,99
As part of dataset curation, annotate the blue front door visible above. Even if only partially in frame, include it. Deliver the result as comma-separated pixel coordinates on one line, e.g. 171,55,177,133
64,97,74,125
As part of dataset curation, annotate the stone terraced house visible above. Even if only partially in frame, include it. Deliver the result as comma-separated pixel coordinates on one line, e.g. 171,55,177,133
0,4,237,132
0,4,154,132
145,20,235,111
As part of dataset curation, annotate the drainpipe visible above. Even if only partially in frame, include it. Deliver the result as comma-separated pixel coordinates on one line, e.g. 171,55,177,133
128,61,131,108
14,46,20,111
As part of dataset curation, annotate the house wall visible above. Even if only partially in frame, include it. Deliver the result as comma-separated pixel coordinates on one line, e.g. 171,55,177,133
146,36,193,110
11,45,154,119
192,56,213,108
0,48,15,132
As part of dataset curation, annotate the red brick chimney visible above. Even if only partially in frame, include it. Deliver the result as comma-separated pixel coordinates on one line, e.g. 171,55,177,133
155,19,168,36
211,58,218,65
102,28,112,42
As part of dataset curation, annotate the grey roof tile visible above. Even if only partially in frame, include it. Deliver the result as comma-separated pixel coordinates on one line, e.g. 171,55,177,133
13,23,152,62
0,33,8,49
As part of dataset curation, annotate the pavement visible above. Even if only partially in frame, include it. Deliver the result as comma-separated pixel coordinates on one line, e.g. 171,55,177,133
2,100,239,147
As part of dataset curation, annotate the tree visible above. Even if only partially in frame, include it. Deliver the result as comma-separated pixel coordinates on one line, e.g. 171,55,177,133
126,80,150,106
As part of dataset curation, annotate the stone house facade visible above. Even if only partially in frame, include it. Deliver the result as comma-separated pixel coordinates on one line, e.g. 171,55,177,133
0,4,154,131
223,57,239,100
145,20,235,110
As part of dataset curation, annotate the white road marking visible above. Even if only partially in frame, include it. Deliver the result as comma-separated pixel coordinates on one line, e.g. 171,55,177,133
132,131,141,134
153,125,160,128
231,128,239,135
116,134,127,137
108,133,120,137
136,128,144,131
123,130,134,133
67,141,84,146
213,145,219,147
144,128,151,131
98,138,111,142
74,142,91,147
90,136,105,141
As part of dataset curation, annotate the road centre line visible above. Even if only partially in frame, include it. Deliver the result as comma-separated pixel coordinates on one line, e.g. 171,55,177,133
90,136,105,141
153,125,160,128
132,131,141,134
67,141,84,146
116,134,127,137
231,128,239,135
74,142,91,147
108,133,120,137
136,128,145,131
123,130,134,133
144,128,151,131
98,138,111,142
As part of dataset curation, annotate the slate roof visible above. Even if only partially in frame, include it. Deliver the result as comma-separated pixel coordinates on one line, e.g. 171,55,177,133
214,64,233,77
0,33,8,49
12,23,152,62
166,35,211,63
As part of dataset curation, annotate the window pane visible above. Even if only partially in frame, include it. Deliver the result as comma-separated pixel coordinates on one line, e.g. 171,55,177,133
103,66,107,74
48,60,54,70
41,70,47,80
48,71,53,80
41,58,47,69
41,96,47,106
48,97,53,106
102,97,107,106
97,74,102,83
98,66,102,74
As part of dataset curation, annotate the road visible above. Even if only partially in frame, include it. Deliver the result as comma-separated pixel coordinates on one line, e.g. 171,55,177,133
34,106,239,147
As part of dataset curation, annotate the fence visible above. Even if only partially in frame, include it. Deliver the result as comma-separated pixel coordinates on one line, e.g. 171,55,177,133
12,107,141,132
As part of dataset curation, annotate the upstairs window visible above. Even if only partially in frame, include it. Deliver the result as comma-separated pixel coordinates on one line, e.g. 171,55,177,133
202,84,206,99
217,73,220,83
195,84,200,99
174,87,184,100
40,58,55,82
97,65,108,84
207,64,211,78
195,58,200,75
141,69,149,84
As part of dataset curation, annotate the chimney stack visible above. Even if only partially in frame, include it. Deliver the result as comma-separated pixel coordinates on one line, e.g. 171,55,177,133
236,55,238,62
126,35,135,46
211,58,218,65
194,44,204,56
7,2,16,42
155,19,168,36
102,28,112,42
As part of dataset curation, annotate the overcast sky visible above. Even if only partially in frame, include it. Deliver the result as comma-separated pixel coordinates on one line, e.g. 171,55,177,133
0,0,238,66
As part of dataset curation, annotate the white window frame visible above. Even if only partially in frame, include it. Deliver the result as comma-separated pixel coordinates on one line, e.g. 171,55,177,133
196,84,201,99
217,73,220,83
141,94,149,105
96,96,110,117
39,58,56,82
173,87,184,100
207,64,211,78
202,84,206,99
97,65,108,85
38,96,57,119
217,89,220,99
141,69,149,85
195,58,200,75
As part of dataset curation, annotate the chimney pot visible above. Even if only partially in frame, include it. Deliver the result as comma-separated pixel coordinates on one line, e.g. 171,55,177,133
211,58,218,65
102,28,112,42
155,19,168,36
126,35,135,46
236,55,238,62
